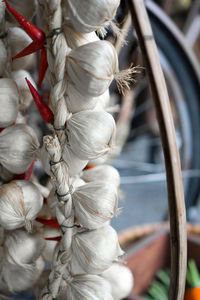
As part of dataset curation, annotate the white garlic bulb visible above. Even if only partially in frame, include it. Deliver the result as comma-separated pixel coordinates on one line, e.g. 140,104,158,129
73,181,118,229
64,0,120,35
1,256,45,293
0,78,19,128
4,229,45,265
0,124,39,174
63,22,99,49
65,110,116,160
11,70,35,110
66,41,118,97
93,89,110,111
81,165,120,187
101,263,134,300
7,27,35,71
0,40,7,77
5,0,36,23
0,180,43,231
58,274,113,300
71,225,124,274
42,228,60,264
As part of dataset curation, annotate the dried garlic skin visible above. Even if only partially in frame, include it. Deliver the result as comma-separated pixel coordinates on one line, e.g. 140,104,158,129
0,124,39,174
66,41,118,97
0,78,19,128
102,263,134,300
0,180,43,230
66,110,116,160
71,225,124,274
64,0,120,34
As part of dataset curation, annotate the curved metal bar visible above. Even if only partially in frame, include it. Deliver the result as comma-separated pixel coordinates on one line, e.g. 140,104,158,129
128,1,187,299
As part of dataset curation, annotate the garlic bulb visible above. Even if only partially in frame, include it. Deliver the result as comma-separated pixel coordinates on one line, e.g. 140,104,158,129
101,263,134,300
81,165,120,187
66,41,118,97
0,78,19,128
73,181,118,229
0,124,39,174
1,256,45,293
0,40,7,77
63,0,120,35
5,0,36,23
4,229,45,265
71,225,124,274
42,228,60,264
0,164,13,182
7,27,35,71
11,70,35,110
58,274,113,300
65,83,110,114
63,22,99,49
0,180,43,231
65,110,116,160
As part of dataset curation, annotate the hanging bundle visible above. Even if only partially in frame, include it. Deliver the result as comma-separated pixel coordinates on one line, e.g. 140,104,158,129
71,225,124,274
0,180,43,231
0,124,39,174
0,78,19,128
63,0,120,36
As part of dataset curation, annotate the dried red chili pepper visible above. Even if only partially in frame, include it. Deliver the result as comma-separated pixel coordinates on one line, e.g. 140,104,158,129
38,47,48,89
36,217,60,229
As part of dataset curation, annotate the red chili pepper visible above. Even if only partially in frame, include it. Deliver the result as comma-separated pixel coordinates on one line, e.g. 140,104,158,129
45,236,62,242
12,40,44,61
36,217,60,229
0,128,5,133
25,78,53,123
38,47,48,89
84,164,96,171
14,159,36,180
4,0,45,42
43,198,48,205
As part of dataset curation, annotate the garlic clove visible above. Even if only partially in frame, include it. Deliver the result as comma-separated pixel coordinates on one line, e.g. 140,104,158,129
66,40,118,97
0,124,39,174
66,110,116,160
73,181,118,229
0,180,43,231
0,78,19,128
63,0,120,35
101,263,134,300
72,225,124,274
11,70,35,110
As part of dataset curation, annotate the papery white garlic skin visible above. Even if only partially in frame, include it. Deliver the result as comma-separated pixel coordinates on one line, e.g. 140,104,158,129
58,274,113,300
0,180,43,230
5,0,36,23
11,70,35,110
66,41,118,97
4,229,45,265
0,124,39,174
73,181,118,229
0,41,7,77
0,164,13,182
81,165,120,187
1,256,45,293
64,0,120,34
71,225,124,274
8,27,35,71
0,78,19,127
66,110,116,160
42,228,60,264
102,263,134,300
63,22,99,49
